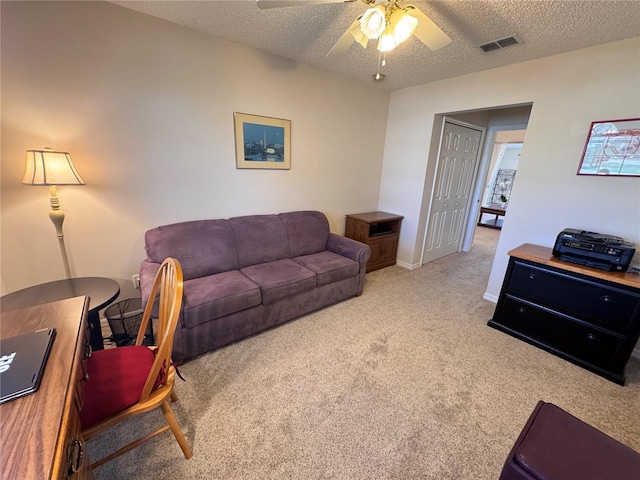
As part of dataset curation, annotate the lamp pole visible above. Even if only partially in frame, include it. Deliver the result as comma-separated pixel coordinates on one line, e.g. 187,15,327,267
48,185,72,278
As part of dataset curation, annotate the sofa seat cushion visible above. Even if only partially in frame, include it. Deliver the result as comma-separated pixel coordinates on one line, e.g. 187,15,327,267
182,271,261,329
293,251,359,287
241,259,316,305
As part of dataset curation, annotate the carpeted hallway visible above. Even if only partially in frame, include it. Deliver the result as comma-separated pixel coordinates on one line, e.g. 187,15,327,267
87,227,640,479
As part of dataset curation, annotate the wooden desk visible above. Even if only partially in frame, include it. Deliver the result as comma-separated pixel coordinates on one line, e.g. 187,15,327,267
1,277,120,352
478,205,506,229
0,296,95,479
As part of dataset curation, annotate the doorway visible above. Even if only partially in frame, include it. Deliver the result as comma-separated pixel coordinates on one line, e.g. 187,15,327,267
462,122,529,252
420,105,532,265
477,131,525,228
482,139,522,207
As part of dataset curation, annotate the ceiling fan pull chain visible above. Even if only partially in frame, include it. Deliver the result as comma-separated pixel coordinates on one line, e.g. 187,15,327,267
373,48,386,81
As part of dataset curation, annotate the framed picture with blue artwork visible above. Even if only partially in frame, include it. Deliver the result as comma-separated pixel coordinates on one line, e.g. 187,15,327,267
577,118,640,176
234,112,291,169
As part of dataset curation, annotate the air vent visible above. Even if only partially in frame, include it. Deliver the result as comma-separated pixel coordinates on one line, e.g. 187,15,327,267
479,36,520,53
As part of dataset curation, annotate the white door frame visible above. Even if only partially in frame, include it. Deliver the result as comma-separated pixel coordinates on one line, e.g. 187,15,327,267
420,117,486,265
460,122,529,252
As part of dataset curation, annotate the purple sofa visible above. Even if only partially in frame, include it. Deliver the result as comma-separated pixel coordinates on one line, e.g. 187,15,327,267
140,211,371,363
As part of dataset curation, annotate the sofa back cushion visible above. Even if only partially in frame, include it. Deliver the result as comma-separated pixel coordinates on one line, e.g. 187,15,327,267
145,220,239,280
230,214,290,268
280,211,330,257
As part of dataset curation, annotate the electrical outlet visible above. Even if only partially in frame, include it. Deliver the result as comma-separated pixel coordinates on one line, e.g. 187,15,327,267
132,274,140,289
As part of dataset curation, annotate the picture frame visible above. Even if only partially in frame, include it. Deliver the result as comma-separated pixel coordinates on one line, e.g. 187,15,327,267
234,112,291,169
577,118,640,176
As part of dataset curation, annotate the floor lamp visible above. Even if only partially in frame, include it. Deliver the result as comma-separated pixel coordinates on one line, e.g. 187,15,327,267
22,148,86,278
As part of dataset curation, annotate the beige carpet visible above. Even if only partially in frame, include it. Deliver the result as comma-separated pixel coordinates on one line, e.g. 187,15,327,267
87,228,640,479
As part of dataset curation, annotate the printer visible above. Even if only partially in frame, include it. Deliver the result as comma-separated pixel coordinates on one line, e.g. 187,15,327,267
553,228,635,272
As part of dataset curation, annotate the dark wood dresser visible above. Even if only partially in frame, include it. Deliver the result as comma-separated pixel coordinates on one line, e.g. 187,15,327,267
0,296,95,479
345,211,403,273
488,243,640,385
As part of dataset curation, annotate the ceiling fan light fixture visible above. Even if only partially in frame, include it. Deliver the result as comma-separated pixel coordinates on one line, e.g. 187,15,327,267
390,8,418,44
323,0,451,72
360,4,386,39
377,26,398,52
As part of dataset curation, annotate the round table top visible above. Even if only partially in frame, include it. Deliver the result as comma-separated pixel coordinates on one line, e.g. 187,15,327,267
0,277,120,315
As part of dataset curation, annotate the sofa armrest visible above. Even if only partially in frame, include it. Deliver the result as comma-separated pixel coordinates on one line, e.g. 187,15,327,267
327,233,370,263
327,233,371,295
139,260,161,307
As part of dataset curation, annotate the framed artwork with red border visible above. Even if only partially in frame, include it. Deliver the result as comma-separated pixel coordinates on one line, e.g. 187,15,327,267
577,118,640,176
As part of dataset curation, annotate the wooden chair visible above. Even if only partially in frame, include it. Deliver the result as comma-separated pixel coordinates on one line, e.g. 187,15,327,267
80,257,192,469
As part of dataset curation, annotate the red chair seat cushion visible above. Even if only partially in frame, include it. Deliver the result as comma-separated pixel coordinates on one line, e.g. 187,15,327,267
80,346,155,428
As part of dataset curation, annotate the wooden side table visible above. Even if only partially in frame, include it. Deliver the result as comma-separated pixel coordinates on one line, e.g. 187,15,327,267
345,211,403,273
478,204,506,229
1,277,120,351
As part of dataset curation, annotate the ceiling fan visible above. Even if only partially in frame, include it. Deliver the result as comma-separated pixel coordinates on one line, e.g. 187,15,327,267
256,0,452,58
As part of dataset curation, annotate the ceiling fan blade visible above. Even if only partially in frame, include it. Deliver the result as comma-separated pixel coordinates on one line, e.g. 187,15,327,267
257,0,349,9
326,18,363,57
404,5,452,51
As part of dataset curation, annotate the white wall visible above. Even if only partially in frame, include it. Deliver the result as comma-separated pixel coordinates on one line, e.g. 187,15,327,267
1,1,390,293
380,37,640,298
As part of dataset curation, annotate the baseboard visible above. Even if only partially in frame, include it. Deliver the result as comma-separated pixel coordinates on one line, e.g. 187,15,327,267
483,292,499,303
396,260,420,270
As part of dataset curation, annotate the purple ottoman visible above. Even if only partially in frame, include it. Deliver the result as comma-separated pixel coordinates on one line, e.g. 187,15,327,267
499,401,640,480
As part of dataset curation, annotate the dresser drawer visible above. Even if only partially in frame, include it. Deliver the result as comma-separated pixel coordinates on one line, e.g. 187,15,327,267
64,403,89,479
74,327,92,411
500,296,625,370
509,261,640,331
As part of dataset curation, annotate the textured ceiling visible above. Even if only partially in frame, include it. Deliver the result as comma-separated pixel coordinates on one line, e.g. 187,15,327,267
110,0,640,91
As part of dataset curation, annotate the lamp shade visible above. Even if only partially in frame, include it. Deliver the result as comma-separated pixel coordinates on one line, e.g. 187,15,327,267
349,17,369,48
390,8,418,45
360,4,386,40
23,149,85,186
377,26,398,52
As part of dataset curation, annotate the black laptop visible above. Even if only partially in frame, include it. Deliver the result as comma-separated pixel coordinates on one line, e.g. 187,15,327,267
0,328,56,404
